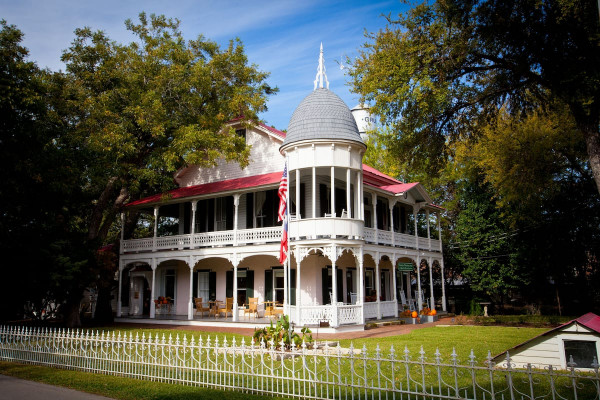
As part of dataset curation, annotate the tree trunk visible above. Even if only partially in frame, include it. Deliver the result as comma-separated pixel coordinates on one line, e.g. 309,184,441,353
583,126,600,195
94,286,114,324
63,298,82,328
88,177,118,241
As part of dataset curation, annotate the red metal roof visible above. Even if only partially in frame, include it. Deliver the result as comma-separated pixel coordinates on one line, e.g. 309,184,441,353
258,122,286,138
377,183,420,194
127,171,282,207
362,164,403,187
573,312,600,333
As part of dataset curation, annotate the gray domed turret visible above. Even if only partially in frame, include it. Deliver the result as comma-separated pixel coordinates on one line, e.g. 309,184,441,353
282,88,364,147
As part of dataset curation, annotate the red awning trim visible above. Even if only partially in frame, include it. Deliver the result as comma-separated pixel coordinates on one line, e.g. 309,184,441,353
126,171,282,208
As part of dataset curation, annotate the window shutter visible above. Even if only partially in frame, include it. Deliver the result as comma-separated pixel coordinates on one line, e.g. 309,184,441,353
265,270,273,301
207,199,215,231
246,270,254,298
322,268,329,305
246,193,254,228
209,271,216,301
226,196,234,230
226,270,233,298
192,271,198,300
290,269,296,306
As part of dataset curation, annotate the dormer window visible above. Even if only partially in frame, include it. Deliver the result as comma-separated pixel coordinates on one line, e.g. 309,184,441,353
235,128,246,142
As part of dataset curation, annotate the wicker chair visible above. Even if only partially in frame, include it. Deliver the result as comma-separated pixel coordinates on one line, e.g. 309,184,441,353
243,297,259,319
217,297,234,318
194,298,210,317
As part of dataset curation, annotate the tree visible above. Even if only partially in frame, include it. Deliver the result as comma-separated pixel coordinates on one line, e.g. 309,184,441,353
350,0,600,194
49,13,276,326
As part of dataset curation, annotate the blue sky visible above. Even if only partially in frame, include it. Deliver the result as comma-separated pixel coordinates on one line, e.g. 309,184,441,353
2,0,408,130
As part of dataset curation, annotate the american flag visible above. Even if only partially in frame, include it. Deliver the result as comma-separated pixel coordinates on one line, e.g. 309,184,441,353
278,163,289,264
277,164,288,222
279,216,288,264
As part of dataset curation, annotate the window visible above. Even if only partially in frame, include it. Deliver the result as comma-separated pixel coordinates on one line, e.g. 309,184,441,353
237,269,248,306
365,270,375,300
235,128,246,141
274,269,285,304
164,269,176,299
196,271,209,301
564,340,598,368
364,196,372,228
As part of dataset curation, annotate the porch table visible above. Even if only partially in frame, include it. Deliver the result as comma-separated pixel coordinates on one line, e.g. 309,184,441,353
208,300,222,317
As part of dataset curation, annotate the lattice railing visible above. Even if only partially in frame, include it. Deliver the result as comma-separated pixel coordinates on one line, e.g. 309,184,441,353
1,326,598,400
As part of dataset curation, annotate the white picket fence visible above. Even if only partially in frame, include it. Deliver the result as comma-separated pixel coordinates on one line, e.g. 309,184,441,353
1,325,599,400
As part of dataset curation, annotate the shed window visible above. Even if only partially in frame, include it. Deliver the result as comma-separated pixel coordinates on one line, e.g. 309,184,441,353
564,340,597,368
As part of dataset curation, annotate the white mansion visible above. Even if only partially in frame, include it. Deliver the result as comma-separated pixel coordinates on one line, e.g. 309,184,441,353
116,47,446,329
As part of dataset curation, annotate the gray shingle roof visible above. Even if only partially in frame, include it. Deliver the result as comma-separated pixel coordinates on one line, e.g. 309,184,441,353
282,88,364,147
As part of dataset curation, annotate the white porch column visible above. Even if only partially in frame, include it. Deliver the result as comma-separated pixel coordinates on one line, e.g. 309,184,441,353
283,253,288,315
426,209,431,250
150,259,157,318
375,253,381,319
153,206,159,252
312,167,316,218
359,171,364,220
428,257,435,310
232,256,239,322
296,169,301,218
414,208,422,311
296,252,301,324
372,193,378,241
330,166,335,217
120,213,125,254
392,256,398,317
389,201,396,246
188,258,194,320
438,213,447,311
116,260,123,317
190,201,197,236
331,245,338,327
358,247,365,324
233,194,240,246
346,168,351,217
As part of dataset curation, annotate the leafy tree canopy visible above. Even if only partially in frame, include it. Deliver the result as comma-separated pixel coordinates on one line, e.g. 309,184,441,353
350,0,600,193
57,12,277,244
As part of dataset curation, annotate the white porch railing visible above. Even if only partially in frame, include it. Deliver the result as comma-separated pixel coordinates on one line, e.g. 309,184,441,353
2,326,598,400
123,226,441,253
290,304,362,326
380,300,397,318
364,302,378,319
122,227,281,253
289,218,363,240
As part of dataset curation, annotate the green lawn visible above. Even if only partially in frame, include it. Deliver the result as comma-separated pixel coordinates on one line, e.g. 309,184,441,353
0,325,546,400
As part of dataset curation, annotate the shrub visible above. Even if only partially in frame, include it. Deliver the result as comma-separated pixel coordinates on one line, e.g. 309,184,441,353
253,315,313,350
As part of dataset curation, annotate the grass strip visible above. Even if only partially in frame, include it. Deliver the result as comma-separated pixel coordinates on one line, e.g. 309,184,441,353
0,361,282,400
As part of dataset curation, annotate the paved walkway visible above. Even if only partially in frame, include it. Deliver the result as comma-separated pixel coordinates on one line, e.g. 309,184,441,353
114,317,450,340
0,375,113,400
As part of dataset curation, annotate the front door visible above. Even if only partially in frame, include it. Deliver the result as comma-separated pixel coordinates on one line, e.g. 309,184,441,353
130,277,145,315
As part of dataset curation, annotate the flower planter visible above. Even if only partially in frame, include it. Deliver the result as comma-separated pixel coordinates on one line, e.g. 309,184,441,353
420,315,438,323
399,317,419,325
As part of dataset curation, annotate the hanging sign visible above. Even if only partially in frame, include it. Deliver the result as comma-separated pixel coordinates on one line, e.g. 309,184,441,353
397,262,414,271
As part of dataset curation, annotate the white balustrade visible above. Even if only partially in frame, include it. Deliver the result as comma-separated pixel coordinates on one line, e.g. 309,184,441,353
156,234,191,250
299,305,333,326
337,304,362,325
290,218,363,240
236,226,281,244
122,237,154,252
380,300,397,318
363,302,378,319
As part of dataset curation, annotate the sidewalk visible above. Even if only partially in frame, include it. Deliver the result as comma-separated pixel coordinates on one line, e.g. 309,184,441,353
0,375,113,400
114,317,450,340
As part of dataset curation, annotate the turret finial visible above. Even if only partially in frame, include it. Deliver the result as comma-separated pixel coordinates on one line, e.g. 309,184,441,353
314,43,329,90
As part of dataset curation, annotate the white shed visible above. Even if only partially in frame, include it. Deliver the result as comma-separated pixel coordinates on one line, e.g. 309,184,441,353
492,313,600,370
